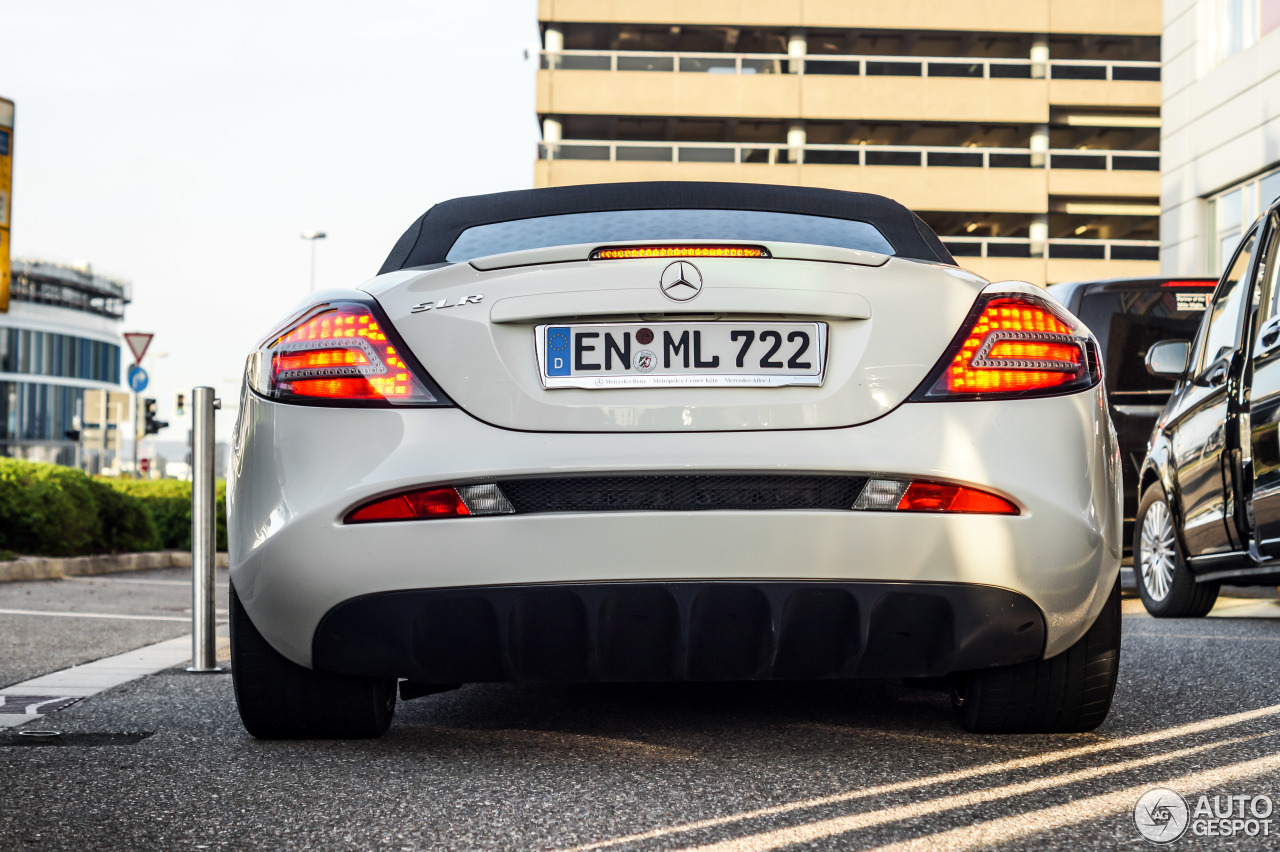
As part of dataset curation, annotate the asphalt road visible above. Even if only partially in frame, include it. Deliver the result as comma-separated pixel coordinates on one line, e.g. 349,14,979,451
0,568,221,687
2,571,1280,851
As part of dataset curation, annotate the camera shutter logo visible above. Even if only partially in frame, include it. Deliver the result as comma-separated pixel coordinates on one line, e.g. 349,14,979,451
1134,788,1189,843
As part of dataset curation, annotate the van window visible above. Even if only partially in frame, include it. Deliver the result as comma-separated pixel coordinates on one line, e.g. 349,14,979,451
1257,215,1280,339
1077,286,1215,395
1198,230,1257,376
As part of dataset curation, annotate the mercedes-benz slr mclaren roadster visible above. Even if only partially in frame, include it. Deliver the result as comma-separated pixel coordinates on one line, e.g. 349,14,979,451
228,182,1122,738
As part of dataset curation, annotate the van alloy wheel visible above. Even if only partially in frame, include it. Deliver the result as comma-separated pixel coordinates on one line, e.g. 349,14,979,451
1133,485,1219,618
1139,500,1177,601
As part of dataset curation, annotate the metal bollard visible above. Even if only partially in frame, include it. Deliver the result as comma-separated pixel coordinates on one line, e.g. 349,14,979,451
188,386,222,673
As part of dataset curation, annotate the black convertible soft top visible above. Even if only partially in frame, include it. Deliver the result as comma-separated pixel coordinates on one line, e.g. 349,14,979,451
377,182,955,273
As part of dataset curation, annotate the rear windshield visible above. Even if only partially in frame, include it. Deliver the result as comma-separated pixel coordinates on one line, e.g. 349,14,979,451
1076,285,1214,396
444,209,896,261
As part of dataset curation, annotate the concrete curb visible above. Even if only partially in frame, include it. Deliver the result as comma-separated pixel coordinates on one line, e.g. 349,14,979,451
1,631,231,728
0,551,229,583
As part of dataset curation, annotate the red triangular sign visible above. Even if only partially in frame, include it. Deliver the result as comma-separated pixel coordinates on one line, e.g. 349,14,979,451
123,333,154,364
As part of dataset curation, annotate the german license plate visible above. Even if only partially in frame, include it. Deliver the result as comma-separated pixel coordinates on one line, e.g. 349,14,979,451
536,321,827,389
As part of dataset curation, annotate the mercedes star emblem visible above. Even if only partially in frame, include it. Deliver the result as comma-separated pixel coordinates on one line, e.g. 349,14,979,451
659,261,704,302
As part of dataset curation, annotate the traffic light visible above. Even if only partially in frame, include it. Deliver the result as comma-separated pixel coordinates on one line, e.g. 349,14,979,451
175,393,185,416
64,429,80,441
143,398,168,435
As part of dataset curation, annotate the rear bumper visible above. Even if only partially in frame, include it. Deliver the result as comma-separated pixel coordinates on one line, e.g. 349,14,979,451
229,385,1121,669
312,581,1046,682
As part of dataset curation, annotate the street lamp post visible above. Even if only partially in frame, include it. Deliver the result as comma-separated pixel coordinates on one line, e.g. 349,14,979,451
301,230,327,291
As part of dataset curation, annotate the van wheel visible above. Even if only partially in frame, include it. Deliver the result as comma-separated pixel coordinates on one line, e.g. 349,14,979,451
230,585,396,739
952,579,1120,734
1134,484,1219,618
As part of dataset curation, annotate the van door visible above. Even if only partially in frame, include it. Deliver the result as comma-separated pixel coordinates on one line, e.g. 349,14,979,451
1245,216,1280,555
1171,229,1257,556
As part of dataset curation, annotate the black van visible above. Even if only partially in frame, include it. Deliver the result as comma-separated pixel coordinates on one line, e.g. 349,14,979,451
1048,276,1217,557
1138,207,1280,616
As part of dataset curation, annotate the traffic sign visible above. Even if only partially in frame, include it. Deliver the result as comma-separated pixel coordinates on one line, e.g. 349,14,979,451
139,458,150,474
123,332,154,364
127,364,149,393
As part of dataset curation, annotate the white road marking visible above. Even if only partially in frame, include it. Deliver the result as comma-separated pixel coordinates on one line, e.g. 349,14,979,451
674,731,1277,852
0,607,226,623
863,748,1280,852
557,703,1280,852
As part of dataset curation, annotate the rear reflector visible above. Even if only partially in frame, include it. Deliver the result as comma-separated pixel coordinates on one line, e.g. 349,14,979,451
346,488,470,523
897,482,1019,514
590,245,770,260
855,478,1018,515
345,483,515,524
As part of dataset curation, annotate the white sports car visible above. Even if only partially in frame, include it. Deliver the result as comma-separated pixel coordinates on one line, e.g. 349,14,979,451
228,182,1122,738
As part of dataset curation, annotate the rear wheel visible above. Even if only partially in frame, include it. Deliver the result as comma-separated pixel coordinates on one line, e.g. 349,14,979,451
951,579,1120,734
1134,484,1219,618
230,585,396,739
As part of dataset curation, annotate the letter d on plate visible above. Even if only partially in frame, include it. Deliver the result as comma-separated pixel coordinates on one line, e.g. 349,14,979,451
546,327,571,377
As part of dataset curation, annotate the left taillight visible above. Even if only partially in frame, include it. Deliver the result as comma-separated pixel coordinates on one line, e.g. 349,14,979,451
247,300,450,406
911,287,1100,402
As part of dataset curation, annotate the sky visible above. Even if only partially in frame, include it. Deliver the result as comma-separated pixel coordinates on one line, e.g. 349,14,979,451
2,0,541,442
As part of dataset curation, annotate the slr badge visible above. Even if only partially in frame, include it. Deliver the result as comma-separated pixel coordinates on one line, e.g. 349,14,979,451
411,294,484,314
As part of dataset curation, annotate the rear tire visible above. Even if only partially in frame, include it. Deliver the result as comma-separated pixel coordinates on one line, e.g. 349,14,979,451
230,585,396,739
1134,484,1219,618
951,579,1120,734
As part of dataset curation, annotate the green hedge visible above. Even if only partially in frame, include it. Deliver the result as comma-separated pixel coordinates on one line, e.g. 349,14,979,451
0,458,226,557
104,478,227,551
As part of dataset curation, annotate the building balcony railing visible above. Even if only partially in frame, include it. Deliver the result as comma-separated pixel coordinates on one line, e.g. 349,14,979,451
540,50,1161,82
941,236,1159,261
10,258,132,320
538,140,1159,171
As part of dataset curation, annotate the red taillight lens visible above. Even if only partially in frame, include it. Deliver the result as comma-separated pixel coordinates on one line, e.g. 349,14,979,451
896,482,1019,515
249,301,448,405
913,291,1099,401
854,478,1020,515
346,487,470,523
345,483,515,523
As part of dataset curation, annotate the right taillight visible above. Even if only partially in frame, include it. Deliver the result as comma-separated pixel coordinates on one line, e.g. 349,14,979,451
853,478,1019,515
911,288,1100,401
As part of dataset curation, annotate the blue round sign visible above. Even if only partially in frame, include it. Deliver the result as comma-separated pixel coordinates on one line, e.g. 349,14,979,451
127,364,149,393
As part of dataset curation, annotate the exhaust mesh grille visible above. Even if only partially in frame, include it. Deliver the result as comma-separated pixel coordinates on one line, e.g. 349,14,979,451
496,475,867,514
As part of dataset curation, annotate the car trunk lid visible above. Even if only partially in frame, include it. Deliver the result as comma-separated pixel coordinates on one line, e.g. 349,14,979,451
367,245,988,432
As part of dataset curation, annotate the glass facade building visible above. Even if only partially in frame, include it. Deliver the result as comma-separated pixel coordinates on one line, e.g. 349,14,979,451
0,259,130,467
